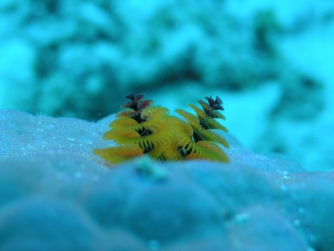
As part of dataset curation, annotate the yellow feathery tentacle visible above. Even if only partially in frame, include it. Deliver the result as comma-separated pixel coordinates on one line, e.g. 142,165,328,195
176,107,228,148
141,106,169,120
199,130,229,149
203,119,228,132
116,109,137,118
197,100,226,119
189,104,207,121
175,109,200,130
185,141,230,162
93,144,143,164
162,139,186,161
109,117,144,132
189,104,227,131
168,116,193,140
139,107,170,130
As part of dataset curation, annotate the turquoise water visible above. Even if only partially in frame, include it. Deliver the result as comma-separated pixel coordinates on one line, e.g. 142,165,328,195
0,1,333,250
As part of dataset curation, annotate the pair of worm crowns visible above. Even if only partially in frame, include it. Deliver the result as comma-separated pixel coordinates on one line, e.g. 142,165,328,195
93,93,230,165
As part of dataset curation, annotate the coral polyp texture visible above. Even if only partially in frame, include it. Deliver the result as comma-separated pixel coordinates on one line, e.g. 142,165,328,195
93,93,230,164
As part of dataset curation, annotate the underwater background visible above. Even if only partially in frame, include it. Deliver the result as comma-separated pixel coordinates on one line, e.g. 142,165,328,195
1,1,334,250
1,0,333,171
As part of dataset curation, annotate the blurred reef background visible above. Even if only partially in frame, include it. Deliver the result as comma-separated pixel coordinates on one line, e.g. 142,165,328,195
1,0,334,171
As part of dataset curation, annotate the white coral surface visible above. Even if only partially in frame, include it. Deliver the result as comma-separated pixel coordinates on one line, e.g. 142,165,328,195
0,109,332,251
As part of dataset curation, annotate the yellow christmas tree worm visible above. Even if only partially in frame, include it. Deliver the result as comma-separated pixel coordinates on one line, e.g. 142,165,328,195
93,93,229,165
